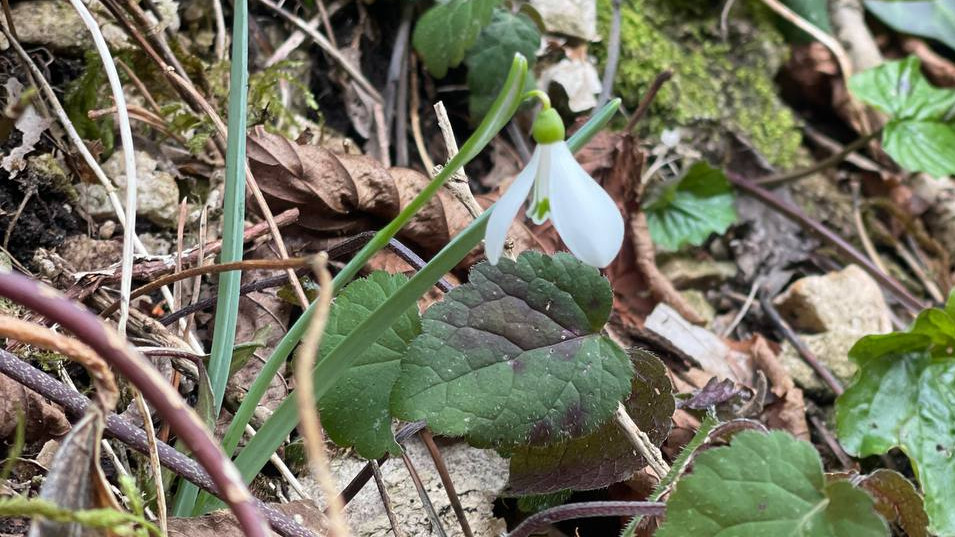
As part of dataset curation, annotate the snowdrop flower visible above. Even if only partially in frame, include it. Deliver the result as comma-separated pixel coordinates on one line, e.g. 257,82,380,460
485,106,624,268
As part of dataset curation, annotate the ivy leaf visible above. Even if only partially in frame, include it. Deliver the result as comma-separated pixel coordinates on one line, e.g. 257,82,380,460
318,272,421,459
464,9,540,120
865,0,955,53
836,291,955,535
848,56,955,177
412,0,500,78
506,349,673,494
642,162,737,251
390,251,634,449
656,430,888,537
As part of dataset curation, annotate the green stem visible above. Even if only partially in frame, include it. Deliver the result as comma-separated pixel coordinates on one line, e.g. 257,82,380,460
198,93,621,514
179,0,247,516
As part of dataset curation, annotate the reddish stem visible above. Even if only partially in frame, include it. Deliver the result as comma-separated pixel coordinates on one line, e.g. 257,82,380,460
0,270,268,537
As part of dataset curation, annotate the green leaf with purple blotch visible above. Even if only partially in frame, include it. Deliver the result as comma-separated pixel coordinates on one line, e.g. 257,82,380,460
506,349,673,494
389,251,633,449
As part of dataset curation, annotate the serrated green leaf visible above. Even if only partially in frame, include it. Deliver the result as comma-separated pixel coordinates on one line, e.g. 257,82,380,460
507,349,673,494
656,430,888,537
464,9,540,120
836,293,955,535
390,251,634,449
318,272,420,458
642,162,736,251
882,119,955,178
865,0,955,53
412,0,500,78
848,57,955,120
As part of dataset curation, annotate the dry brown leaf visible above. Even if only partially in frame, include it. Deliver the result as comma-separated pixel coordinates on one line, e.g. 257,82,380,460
747,334,809,440
247,127,467,257
0,372,69,443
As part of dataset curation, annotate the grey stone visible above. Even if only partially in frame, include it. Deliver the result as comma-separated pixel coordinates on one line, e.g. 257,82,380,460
303,437,508,536
529,0,598,40
76,150,180,228
658,256,738,289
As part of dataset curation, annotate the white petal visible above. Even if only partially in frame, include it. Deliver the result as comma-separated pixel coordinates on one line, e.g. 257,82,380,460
526,144,552,224
548,142,625,268
484,147,541,264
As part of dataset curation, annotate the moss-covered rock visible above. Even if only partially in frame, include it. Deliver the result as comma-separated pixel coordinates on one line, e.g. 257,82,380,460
597,0,801,167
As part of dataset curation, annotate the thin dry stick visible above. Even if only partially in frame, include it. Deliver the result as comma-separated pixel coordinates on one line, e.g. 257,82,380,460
754,130,881,187
399,451,448,537
409,56,436,172
614,403,669,479
893,241,944,304
369,460,405,537
100,256,312,317
293,253,350,537
761,295,845,395
211,0,227,61
850,178,889,275
257,0,382,103
596,0,622,108
131,390,167,533
115,59,161,114
2,186,33,251
67,0,139,338
720,277,761,338
434,101,483,219
0,315,118,410
243,424,310,501
419,430,473,537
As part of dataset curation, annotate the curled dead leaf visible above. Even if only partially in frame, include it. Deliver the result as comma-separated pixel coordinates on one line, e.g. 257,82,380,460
0,373,69,443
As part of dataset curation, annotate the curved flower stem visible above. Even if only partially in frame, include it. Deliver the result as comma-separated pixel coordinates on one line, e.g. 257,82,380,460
505,501,666,537
0,271,268,537
523,89,552,109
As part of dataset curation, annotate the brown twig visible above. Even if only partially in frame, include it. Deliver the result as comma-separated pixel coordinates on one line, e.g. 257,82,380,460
100,257,313,318
625,70,674,133
0,349,317,537
614,403,670,479
400,450,448,537
729,172,925,314
596,0,622,109
0,272,268,537
754,130,881,187
369,459,405,537
505,502,666,537
293,253,350,537
419,430,473,537
760,294,845,395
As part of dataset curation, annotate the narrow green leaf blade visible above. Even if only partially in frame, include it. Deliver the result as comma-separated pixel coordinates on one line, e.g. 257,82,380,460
412,0,500,78
390,252,634,448
656,430,888,537
318,272,420,458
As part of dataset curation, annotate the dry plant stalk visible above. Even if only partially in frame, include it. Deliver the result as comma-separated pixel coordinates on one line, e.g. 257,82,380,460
293,253,350,537
0,315,117,411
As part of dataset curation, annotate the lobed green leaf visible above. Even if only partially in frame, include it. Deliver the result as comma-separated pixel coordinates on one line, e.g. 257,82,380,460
412,0,500,78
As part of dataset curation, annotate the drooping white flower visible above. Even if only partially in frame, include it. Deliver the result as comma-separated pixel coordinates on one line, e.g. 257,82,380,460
485,107,624,268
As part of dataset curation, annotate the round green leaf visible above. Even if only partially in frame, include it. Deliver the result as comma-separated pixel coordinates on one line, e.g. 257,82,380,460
656,430,888,537
643,162,737,251
318,272,421,459
390,251,634,449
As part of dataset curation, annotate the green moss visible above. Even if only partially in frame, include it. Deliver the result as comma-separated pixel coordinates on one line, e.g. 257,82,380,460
597,0,801,167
